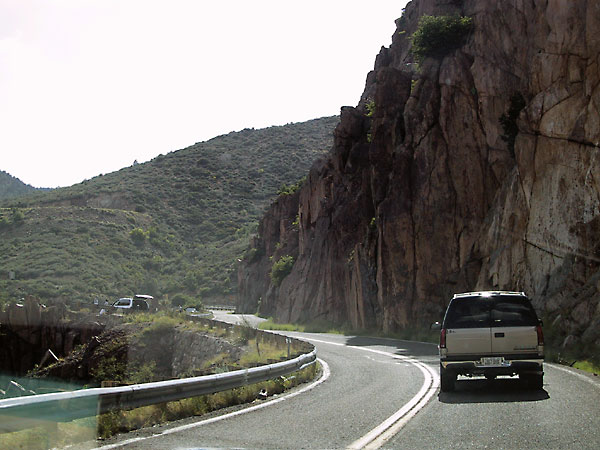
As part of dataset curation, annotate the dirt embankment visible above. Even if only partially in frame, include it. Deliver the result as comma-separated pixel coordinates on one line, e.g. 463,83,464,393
0,298,246,388
30,320,244,385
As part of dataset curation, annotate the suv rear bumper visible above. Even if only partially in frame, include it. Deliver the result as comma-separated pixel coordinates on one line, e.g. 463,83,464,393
441,358,544,377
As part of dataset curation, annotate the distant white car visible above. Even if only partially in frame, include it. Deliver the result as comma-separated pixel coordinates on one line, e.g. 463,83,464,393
112,297,150,312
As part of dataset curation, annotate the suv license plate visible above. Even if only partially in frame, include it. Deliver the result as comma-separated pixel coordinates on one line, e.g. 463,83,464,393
479,357,505,367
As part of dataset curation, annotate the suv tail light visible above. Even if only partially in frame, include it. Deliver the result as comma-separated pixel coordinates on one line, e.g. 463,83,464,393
440,328,447,348
536,324,544,346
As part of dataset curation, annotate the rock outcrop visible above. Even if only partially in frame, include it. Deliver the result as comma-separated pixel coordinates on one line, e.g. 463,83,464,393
0,297,104,375
237,0,600,351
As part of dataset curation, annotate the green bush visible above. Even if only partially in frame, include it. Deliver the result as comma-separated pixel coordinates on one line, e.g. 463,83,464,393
270,255,295,286
410,15,474,62
365,100,376,118
90,356,127,383
129,227,148,246
11,207,25,223
277,176,306,196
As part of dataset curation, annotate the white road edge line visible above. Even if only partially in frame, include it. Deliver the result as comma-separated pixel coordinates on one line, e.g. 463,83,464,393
354,360,438,449
305,337,439,449
91,358,331,449
547,362,600,389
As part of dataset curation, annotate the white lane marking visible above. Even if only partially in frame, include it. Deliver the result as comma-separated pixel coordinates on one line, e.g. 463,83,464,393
305,337,439,449
363,355,400,365
91,358,331,449
353,361,438,449
547,363,600,389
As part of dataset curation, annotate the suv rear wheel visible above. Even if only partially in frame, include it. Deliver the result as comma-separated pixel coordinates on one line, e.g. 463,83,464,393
440,364,456,392
521,373,543,390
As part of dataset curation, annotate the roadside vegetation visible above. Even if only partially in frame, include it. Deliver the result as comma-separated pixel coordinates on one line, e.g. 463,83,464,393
96,362,318,440
0,312,320,448
0,363,319,449
541,314,600,376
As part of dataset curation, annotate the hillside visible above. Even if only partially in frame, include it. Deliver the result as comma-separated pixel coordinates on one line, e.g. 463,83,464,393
238,0,600,359
0,171,39,200
0,116,338,307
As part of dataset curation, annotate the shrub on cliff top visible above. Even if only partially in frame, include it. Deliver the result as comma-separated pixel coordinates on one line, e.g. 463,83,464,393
410,15,474,62
277,176,307,196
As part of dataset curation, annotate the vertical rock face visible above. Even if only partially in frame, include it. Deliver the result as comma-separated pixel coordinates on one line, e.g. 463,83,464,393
238,0,600,346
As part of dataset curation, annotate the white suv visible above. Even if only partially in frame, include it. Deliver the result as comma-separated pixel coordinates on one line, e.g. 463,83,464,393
112,296,150,312
434,291,544,392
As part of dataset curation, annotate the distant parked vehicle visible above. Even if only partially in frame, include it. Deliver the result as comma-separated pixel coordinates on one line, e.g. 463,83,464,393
112,297,150,312
133,294,154,303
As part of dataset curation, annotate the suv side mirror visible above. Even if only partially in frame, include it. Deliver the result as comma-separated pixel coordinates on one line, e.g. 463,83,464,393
430,322,441,331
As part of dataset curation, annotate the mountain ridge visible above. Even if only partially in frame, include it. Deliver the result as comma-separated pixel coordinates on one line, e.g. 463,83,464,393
0,171,42,200
0,116,338,307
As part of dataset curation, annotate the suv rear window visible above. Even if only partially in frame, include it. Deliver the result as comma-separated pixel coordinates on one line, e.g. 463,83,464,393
444,295,538,328
490,298,538,326
444,297,491,328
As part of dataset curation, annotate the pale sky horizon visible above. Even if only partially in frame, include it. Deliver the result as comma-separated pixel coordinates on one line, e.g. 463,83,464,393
1,0,409,188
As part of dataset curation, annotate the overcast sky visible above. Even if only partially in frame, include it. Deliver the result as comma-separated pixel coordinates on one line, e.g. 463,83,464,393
1,0,408,188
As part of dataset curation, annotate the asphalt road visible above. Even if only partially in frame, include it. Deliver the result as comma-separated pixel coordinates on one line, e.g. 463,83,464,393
88,313,600,449
388,362,600,449
208,309,267,328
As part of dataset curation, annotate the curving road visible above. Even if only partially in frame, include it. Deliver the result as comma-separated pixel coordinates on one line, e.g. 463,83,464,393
88,313,600,449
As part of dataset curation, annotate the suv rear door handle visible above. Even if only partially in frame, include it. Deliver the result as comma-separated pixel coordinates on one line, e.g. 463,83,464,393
494,332,505,338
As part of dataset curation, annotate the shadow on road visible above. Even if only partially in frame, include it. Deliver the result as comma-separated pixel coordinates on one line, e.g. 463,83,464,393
438,377,550,404
344,336,439,357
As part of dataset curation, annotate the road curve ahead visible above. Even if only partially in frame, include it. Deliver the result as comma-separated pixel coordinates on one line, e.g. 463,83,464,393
91,331,439,449
88,314,600,449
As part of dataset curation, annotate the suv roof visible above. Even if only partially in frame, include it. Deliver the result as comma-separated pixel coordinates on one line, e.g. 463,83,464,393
452,291,526,299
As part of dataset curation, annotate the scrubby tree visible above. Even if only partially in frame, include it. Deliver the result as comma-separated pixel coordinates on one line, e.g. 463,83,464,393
410,15,474,62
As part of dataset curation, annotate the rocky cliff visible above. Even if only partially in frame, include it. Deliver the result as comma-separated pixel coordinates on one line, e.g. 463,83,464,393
238,0,600,352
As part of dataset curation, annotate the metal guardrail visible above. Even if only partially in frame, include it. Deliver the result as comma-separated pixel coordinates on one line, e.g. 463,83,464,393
205,305,236,311
0,348,316,434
